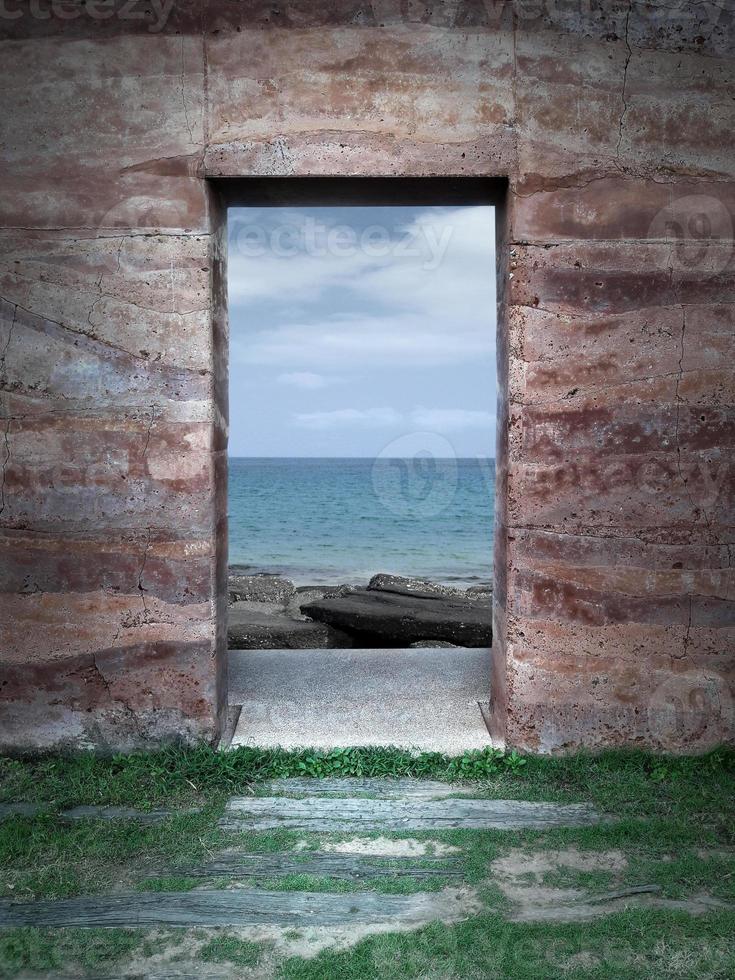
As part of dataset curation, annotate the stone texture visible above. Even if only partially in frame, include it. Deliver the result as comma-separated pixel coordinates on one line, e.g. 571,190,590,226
228,574,296,605
227,606,351,651
0,1,733,752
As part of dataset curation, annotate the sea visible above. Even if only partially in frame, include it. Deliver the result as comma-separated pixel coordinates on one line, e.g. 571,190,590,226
228,457,495,587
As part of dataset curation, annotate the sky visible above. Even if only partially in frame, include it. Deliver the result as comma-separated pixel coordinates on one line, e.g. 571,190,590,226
227,205,496,457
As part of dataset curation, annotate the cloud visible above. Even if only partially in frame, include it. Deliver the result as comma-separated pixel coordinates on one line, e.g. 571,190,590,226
410,408,495,432
228,206,496,371
277,372,331,390
293,408,403,430
291,406,495,434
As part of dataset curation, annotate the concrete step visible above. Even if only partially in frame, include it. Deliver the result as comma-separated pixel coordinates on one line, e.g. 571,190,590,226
227,647,493,752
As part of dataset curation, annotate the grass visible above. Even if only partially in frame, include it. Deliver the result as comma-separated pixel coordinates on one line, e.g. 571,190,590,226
0,747,733,977
0,745,731,823
0,745,529,809
0,927,175,977
199,934,265,968
276,909,735,979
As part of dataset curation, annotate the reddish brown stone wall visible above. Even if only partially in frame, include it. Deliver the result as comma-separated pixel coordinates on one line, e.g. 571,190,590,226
0,1,733,752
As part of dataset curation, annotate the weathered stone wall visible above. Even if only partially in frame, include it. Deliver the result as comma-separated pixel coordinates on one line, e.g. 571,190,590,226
0,1,733,753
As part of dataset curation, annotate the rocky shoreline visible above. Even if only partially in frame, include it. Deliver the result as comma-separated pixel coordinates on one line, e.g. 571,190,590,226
227,569,492,650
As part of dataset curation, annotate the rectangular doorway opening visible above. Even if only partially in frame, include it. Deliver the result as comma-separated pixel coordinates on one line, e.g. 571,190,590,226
216,178,505,752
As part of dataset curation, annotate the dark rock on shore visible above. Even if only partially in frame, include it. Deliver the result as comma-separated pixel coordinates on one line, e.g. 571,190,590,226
228,574,295,605
228,602,351,650
368,573,491,602
301,585,492,648
227,571,492,650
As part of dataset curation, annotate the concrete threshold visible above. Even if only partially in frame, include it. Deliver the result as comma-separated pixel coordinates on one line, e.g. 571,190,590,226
227,647,493,753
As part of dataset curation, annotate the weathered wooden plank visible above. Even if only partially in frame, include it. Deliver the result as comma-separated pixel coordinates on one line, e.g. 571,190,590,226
0,804,197,824
219,797,603,832
154,851,461,880
0,888,463,928
0,803,39,820
258,778,474,799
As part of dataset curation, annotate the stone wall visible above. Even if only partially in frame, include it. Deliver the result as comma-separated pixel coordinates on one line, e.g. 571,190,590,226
0,0,733,752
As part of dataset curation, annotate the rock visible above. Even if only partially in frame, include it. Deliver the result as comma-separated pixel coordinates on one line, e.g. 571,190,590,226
466,584,493,599
228,573,295,605
367,574,467,601
368,574,492,603
409,641,461,648
301,589,492,647
228,607,351,650
286,586,345,620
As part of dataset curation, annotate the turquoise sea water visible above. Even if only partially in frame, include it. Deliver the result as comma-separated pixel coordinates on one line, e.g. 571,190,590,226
228,458,495,586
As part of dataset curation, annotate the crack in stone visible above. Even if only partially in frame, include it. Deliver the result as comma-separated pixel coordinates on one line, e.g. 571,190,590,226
0,295,205,367
615,1,633,170
3,261,208,319
141,404,157,459
0,304,15,373
672,596,695,661
0,305,15,516
90,651,144,738
0,228,210,237
0,415,10,517
138,527,153,614
180,35,196,146
525,370,689,405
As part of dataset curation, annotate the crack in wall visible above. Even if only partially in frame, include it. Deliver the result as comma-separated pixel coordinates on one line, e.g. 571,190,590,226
0,296,153,366
137,527,153,615
90,652,144,738
180,35,196,147
0,415,10,517
141,404,157,459
0,304,16,516
616,1,633,169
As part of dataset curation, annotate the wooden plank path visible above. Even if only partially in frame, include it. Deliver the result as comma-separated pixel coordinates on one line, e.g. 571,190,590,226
0,803,198,824
0,888,469,928
157,850,462,880
257,777,476,799
0,779,607,934
220,795,602,832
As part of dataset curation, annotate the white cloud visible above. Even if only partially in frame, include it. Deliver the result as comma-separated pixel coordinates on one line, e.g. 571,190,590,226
277,372,330,390
291,406,495,434
228,206,496,371
410,408,495,432
293,408,403,430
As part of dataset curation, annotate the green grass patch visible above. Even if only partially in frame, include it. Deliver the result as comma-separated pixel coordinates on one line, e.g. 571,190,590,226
277,908,735,980
0,745,528,809
0,747,733,978
1,746,731,823
0,927,173,978
0,807,227,902
137,875,202,893
199,933,265,968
